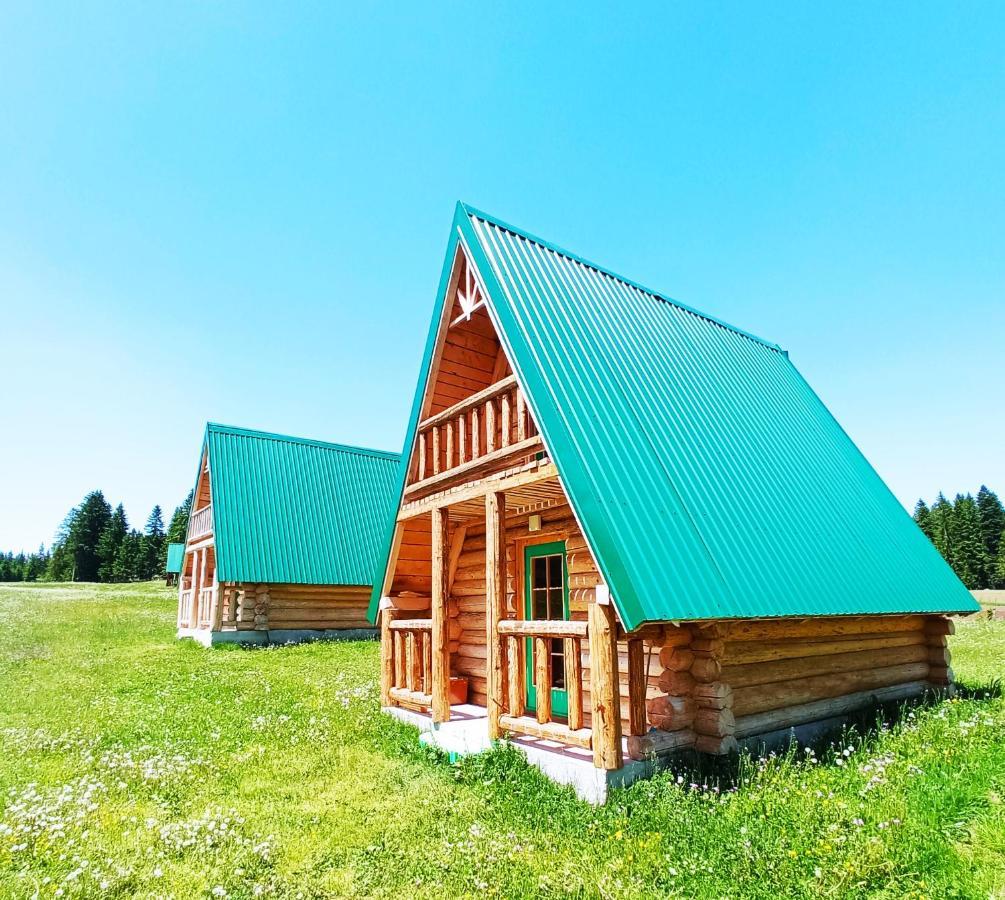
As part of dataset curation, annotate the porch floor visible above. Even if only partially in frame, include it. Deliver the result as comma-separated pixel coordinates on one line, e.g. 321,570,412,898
384,704,654,804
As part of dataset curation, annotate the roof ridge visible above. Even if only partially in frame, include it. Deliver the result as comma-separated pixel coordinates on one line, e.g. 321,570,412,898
459,201,784,353
205,422,400,459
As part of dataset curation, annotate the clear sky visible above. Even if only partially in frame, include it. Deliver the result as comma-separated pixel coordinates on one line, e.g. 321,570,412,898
2,2,1003,552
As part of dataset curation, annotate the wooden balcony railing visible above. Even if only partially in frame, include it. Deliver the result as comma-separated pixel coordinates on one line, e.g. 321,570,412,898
386,618,435,708
405,376,540,498
496,619,592,749
179,589,194,627
197,587,215,628
189,504,213,540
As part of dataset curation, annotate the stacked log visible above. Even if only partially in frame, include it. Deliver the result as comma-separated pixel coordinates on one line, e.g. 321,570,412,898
926,615,955,695
233,584,259,630
688,625,737,755
723,615,935,739
628,624,700,759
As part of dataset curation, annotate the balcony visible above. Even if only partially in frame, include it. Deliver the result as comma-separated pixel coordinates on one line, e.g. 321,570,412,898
404,376,541,501
189,504,213,540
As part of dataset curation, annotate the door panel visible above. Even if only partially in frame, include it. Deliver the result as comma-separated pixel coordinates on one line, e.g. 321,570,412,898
524,541,569,716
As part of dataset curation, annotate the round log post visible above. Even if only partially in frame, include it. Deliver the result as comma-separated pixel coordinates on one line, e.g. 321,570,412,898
588,596,623,770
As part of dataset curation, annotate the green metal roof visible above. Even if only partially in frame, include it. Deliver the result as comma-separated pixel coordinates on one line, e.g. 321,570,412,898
201,423,400,585
165,542,185,574
369,203,978,628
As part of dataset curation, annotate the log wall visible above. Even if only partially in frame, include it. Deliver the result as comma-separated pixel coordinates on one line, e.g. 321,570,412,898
629,613,954,760
220,582,372,633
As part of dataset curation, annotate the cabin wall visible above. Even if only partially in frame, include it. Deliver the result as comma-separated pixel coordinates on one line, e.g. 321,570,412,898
221,583,372,633
634,613,952,758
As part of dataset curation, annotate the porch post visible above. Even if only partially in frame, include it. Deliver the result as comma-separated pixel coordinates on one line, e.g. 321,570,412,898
210,564,222,632
485,491,507,739
430,506,451,722
189,548,202,627
198,547,208,626
626,637,647,738
176,557,186,626
588,588,623,770
379,598,396,706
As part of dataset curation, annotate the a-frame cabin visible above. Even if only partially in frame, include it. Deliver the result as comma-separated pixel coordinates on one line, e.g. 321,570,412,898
178,423,399,645
368,203,978,801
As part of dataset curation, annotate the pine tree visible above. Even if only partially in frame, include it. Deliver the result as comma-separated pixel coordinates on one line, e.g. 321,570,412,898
913,500,933,540
140,505,166,579
950,494,986,589
929,493,955,567
996,529,1005,588
166,490,193,545
47,506,79,581
67,491,113,582
25,545,48,582
976,486,1005,585
97,505,129,582
113,530,143,582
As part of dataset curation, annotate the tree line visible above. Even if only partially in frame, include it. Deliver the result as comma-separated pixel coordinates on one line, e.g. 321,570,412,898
3,482,1002,590
0,490,192,583
914,485,1005,590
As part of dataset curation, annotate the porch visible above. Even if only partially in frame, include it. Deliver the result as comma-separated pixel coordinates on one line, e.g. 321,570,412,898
379,414,654,775
384,702,656,804
176,537,219,633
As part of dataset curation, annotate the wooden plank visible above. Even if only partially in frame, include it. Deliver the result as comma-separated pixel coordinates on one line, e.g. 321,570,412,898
403,435,544,500
722,630,926,665
734,681,931,739
732,662,931,717
399,458,556,520
419,375,518,430
389,687,433,708
417,432,426,482
721,644,928,688
389,618,433,631
507,635,525,718
485,491,507,739
500,390,511,448
566,636,583,731
497,619,589,638
724,615,925,642
627,727,695,760
446,524,468,596
485,396,496,455
431,506,450,723
393,630,405,690
534,636,552,724
380,603,396,705
589,600,623,769
626,638,647,737
499,714,592,750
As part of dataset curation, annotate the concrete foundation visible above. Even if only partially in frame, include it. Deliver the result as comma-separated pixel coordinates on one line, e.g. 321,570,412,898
384,705,654,804
177,627,377,647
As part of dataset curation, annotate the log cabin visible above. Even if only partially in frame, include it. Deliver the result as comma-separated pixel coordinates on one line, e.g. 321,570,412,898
178,423,399,646
367,203,979,802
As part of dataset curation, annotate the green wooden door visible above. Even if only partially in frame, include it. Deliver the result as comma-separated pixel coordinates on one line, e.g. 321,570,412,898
524,541,570,717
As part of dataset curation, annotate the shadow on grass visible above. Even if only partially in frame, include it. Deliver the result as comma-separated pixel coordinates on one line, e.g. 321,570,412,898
654,679,1003,792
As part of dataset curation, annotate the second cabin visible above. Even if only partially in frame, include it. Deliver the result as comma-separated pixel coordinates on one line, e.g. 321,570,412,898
178,423,399,645
368,203,978,802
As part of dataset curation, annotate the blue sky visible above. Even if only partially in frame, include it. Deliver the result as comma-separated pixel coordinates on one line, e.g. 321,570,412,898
2,2,1003,551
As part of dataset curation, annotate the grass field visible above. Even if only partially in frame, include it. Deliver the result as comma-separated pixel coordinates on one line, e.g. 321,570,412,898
0,583,1002,899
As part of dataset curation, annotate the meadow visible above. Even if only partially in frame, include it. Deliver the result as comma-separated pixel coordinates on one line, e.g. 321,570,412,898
0,582,1002,899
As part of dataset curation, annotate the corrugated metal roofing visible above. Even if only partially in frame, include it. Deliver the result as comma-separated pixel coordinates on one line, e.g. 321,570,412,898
203,423,400,585
368,203,978,628
165,542,185,574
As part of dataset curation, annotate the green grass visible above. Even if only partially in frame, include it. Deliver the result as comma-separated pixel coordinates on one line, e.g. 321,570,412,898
0,583,1002,899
